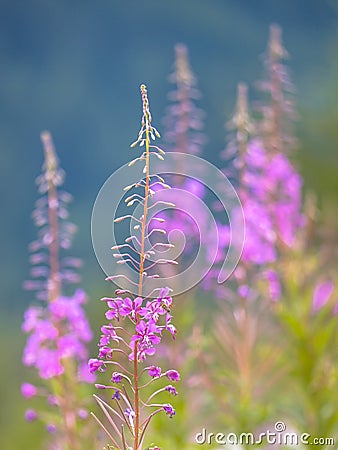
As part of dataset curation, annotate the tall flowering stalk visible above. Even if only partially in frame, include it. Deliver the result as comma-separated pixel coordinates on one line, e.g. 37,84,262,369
89,85,179,450
152,44,208,280
195,25,301,434
163,43,205,157
199,26,338,442
162,43,206,226
195,85,283,438
252,26,338,439
22,132,94,449
255,24,303,255
256,24,297,155
212,25,303,299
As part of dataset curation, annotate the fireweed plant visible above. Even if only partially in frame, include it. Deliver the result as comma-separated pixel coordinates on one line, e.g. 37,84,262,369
193,83,283,435
155,43,207,271
255,26,338,439
209,24,302,299
194,24,297,430
89,85,180,450
22,132,95,450
192,24,338,445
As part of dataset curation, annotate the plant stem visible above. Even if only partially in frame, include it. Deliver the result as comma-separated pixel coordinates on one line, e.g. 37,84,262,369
42,132,78,450
133,85,151,450
42,131,61,302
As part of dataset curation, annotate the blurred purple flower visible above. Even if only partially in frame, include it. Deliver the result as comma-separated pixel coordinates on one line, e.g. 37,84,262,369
46,424,57,434
264,269,281,302
21,383,37,399
312,281,334,312
25,409,38,422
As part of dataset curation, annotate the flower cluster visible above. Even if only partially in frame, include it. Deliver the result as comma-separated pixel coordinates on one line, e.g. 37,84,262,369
89,288,179,419
205,28,303,301
213,136,303,286
90,287,176,368
23,288,93,380
241,138,304,263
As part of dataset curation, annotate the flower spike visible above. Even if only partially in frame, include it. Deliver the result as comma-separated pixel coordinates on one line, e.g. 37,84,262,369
22,132,95,449
90,85,179,450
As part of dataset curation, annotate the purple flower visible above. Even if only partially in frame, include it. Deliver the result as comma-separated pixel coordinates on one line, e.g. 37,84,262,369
238,285,250,299
130,320,161,361
21,307,42,333
242,140,304,254
312,281,334,312
165,385,178,396
57,334,85,359
21,383,37,399
99,324,119,348
36,349,64,379
97,324,120,359
119,296,143,318
105,298,122,320
25,409,38,422
139,292,173,324
46,424,56,433
112,390,121,401
33,320,59,342
165,369,180,382
148,365,162,378
78,409,89,419
78,362,96,383
98,345,113,359
163,403,176,418
23,291,93,383
264,269,281,302
47,395,58,406
49,291,93,343
101,324,117,337
165,316,177,339
88,358,105,374
111,372,122,384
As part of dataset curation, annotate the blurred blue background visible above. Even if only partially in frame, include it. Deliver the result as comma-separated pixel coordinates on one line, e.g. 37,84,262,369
0,1,338,447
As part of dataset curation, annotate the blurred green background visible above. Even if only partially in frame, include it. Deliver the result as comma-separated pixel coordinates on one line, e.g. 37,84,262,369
1,0,338,448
